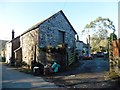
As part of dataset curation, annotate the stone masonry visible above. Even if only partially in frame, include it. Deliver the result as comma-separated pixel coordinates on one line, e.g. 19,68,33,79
20,28,39,65
6,10,77,67
39,11,76,48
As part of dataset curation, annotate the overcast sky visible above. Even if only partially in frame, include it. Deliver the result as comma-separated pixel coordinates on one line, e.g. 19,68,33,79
0,0,119,43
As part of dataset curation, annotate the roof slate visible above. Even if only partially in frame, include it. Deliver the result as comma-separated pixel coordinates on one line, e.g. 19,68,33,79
21,10,77,36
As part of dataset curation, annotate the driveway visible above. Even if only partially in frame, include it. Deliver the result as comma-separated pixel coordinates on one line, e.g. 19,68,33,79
46,57,116,88
55,57,109,76
76,57,109,73
1,62,58,89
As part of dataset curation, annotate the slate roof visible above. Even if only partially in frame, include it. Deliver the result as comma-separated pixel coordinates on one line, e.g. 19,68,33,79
8,10,77,43
21,10,77,36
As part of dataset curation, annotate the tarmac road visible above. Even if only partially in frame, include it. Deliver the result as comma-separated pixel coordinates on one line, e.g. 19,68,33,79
77,57,109,73
1,62,58,89
48,57,115,88
55,57,109,76
1,57,110,89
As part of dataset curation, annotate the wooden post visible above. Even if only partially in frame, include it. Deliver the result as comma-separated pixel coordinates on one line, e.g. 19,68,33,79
109,41,113,72
109,39,120,73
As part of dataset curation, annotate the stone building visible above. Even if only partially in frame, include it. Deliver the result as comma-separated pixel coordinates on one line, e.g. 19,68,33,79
6,10,77,68
0,40,8,61
6,36,21,63
0,40,8,57
76,40,83,57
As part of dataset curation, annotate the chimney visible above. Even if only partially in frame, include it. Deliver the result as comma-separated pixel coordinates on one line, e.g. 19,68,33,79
88,35,90,44
12,29,15,39
86,38,88,44
77,35,79,41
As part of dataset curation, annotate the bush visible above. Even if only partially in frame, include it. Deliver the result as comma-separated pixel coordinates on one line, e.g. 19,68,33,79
2,57,6,62
39,44,67,55
21,61,28,66
108,71,120,79
15,61,22,67
118,60,120,68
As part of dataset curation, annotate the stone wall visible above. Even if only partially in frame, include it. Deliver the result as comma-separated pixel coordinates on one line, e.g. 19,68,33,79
0,40,8,58
0,40,8,51
12,36,20,51
14,47,22,63
37,11,76,66
20,28,39,65
19,11,76,66
39,11,76,48
38,51,67,67
5,36,20,63
6,42,12,63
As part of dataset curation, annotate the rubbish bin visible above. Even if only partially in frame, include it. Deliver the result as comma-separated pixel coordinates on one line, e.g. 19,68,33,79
36,63,44,75
33,67,40,76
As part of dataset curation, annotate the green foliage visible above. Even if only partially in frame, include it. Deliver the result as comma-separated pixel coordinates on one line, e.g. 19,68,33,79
20,67,32,74
2,57,6,62
107,71,120,79
39,44,67,55
21,61,28,66
15,61,28,67
82,17,116,37
21,68,32,73
82,17,116,53
82,50,85,54
90,36,109,53
109,33,117,41
39,47,47,52
15,61,22,67
118,60,120,68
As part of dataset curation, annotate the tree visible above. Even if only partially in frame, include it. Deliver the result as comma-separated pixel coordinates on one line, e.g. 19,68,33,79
109,33,117,41
81,17,116,53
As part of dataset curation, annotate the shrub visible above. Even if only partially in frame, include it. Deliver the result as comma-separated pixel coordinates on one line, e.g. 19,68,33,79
15,61,22,67
118,60,120,68
108,71,120,79
21,61,28,66
2,57,6,62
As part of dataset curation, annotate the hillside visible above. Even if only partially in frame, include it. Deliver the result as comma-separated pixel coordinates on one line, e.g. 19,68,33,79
0,40,9,51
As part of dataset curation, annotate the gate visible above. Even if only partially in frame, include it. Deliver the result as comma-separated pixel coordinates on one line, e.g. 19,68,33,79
68,49,76,66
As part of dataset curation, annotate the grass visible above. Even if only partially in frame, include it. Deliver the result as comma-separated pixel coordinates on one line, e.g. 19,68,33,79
106,71,120,88
19,67,32,74
107,71,120,80
3,62,33,74
119,60,120,68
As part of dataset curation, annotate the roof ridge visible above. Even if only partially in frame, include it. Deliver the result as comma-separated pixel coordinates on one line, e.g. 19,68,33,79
21,10,63,36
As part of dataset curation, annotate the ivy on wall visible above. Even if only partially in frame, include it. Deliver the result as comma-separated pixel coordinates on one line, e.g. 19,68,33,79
39,43,67,55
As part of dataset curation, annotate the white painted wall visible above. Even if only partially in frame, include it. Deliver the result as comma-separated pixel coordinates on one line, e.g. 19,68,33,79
5,42,12,63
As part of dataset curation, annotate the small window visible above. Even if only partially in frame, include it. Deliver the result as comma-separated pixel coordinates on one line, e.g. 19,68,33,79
59,31,65,43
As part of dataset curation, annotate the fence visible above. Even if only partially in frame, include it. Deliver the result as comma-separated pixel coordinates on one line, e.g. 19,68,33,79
112,38,120,57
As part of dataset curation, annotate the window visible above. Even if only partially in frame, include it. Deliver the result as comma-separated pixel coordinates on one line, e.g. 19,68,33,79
59,31,65,43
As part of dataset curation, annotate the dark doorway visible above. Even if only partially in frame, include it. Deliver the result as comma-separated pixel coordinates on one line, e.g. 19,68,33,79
59,31,65,43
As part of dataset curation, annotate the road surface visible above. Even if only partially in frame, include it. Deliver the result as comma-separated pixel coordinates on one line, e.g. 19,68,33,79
55,57,109,76
1,62,58,89
46,57,116,88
